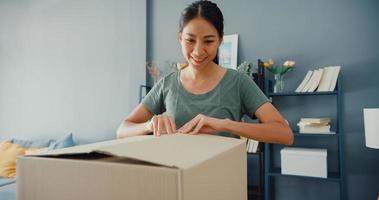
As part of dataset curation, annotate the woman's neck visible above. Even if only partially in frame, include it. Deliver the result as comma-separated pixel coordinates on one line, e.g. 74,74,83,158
185,62,219,81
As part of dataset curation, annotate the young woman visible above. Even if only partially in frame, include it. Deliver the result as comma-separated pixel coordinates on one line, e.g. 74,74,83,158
117,0,293,145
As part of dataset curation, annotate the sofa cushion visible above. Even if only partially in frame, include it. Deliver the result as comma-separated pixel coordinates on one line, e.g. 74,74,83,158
0,182,16,200
0,178,16,187
11,138,53,149
0,142,26,178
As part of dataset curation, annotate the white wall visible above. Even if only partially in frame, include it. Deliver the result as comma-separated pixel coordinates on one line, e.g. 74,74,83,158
0,0,146,144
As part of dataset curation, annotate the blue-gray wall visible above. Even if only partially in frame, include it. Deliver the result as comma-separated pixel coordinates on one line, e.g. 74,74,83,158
0,0,146,144
147,0,379,199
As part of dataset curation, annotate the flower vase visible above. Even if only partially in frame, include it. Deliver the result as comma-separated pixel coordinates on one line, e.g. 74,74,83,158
273,74,284,93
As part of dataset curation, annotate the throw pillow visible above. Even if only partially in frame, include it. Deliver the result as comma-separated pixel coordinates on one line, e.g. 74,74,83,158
11,138,54,148
0,142,26,178
48,133,75,150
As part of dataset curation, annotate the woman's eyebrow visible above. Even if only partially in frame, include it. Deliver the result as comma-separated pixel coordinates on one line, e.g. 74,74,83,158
185,33,196,37
185,33,216,39
204,35,216,39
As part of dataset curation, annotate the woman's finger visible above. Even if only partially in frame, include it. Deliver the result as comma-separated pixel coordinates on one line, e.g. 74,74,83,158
152,116,158,136
157,116,164,136
179,115,201,133
189,117,205,135
178,116,194,132
179,121,195,133
168,116,177,133
163,116,173,134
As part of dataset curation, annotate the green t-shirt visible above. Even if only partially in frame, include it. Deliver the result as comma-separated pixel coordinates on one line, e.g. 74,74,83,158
142,68,270,138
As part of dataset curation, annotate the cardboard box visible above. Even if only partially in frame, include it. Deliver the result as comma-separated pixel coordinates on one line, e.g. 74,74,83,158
17,134,247,200
281,147,327,178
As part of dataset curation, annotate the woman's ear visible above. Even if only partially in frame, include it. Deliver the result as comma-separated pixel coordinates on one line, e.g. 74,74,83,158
178,32,182,42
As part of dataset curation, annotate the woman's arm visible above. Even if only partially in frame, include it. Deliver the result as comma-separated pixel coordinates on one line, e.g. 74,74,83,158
178,102,293,145
116,104,153,138
223,102,293,145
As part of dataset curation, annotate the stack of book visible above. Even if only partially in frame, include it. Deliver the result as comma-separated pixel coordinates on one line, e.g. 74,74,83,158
246,139,259,153
297,118,335,134
241,136,260,153
295,66,341,93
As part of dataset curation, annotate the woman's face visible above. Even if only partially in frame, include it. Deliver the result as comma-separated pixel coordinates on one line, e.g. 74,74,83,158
179,17,222,69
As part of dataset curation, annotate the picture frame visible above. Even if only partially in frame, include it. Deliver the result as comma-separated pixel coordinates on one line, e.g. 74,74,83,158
218,34,238,69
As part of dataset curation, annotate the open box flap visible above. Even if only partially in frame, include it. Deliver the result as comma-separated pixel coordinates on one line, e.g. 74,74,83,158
29,134,245,169
30,135,155,156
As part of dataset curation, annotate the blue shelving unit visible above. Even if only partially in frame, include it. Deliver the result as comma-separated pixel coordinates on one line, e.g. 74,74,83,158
263,76,346,200
247,152,264,200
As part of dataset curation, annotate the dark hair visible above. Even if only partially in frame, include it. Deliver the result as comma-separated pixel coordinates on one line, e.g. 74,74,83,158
179,0,224,63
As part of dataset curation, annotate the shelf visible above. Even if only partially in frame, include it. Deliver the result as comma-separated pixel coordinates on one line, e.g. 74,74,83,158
266,168,341,182
264,77,345,200
268,91,338,97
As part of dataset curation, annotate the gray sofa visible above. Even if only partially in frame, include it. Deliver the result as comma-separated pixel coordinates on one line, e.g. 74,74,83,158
0,134,76,200
0,178,16,200
0,139,17,200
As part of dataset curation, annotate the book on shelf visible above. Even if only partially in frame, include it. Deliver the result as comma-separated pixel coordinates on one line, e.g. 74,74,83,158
298,130,336,134
328,66,341,91
317,67,334,92
317,66,341,92
299,70,315,92
245,138,259,153
300,69,321,92
299,117,331,124
307,68,324,92
295,66,341,93
297,117,334,134
295,70,313,92
297,121,329,126
299,126,331,133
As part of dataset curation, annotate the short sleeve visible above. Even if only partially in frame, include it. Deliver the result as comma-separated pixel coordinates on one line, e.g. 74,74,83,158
141,78,165,115
240,73,270,115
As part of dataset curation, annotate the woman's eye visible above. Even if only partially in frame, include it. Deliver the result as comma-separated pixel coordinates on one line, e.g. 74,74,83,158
186,39,195,43
205,40,214,44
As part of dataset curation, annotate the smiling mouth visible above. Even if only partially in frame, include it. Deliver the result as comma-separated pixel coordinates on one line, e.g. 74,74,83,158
191,56,207,64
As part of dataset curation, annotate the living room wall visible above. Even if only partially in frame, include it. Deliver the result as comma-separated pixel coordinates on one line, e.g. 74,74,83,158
147,0,379,199
0,0,146,144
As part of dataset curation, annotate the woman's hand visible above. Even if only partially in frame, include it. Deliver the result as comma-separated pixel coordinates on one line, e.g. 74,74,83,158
178,114,226,135
149,114,177,136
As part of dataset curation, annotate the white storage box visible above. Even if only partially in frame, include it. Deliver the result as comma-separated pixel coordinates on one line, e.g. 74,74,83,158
281,147,327,178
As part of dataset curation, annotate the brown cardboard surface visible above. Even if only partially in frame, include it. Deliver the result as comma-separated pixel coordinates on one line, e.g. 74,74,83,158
17,156,179,200
96,134,245,169
39,135,155,156
182,143,247,200
17,134,247,200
